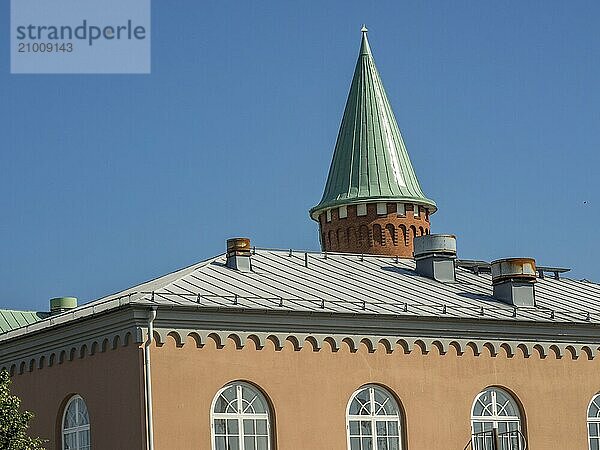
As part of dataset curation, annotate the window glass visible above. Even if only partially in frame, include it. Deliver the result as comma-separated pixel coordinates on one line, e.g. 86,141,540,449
471,388,523,450
212,382,272,450
347,385,402,450
62,395,90,450
588,395,600,450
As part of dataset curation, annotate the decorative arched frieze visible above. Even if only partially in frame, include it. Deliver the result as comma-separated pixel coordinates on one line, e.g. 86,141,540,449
449,341,464,356
413,339,429,355
359,338,375,353
342,337,358,353
466,342,481,356
581,345,594,360
499,343,514,358
206,332,225,349
483,342,498,357
245,334,265,350
186,331,204,348
285,335,301,351
266,334,284,351
3,326,600,378
396,339,411,354
305,336,321,352
431,340,447,356
1,328,142,376
533,344,547,359
565,345,578,360
166,331,185,348
516,343,531,358
319,336,335,352
549,344,562,359
378,338,394,354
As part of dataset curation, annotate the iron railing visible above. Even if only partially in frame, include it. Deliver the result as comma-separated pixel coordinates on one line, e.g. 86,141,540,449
463,429,527,450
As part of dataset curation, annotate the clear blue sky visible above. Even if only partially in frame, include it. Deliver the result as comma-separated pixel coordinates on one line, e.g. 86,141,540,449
1,1,599,311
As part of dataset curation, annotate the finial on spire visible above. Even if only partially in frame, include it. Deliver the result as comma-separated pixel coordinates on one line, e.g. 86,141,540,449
359,25,371,56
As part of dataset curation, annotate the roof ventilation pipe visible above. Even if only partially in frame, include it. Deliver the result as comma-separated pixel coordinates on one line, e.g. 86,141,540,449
50,297,77,315
413,234,456,282
491,258,537,307
226,238,252,272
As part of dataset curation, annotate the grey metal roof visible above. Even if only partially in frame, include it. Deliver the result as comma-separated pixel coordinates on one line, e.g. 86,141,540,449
1,249,598,344
3,249,598,344
134,250,599,323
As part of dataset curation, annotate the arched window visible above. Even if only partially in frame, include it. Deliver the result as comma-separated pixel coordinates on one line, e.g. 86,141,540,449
346,385,403,450
588,394,600,449
211,382,272,450
471,387,524,449
62,395,90,450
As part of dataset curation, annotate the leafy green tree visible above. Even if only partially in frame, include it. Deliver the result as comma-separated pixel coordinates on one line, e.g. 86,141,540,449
0,369,45,450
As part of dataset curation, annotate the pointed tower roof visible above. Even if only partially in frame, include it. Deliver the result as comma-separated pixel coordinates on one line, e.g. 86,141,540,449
310,27,436,219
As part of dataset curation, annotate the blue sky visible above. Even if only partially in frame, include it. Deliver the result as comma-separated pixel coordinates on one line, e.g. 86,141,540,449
1,1,599,311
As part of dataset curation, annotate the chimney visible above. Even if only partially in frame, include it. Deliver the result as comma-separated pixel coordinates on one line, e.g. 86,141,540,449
413,234,456,282
226,237,252,272
50,297,77,315
491,258,536,307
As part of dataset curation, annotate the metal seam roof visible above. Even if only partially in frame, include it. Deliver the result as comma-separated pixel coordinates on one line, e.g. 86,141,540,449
310,29,436,218
1,249,598,342
0,310,48,334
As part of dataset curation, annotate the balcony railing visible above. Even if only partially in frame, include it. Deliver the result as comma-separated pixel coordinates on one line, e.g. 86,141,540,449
463,429,527,450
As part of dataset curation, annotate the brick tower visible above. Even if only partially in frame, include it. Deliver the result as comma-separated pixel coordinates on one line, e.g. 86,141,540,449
310,27,437,258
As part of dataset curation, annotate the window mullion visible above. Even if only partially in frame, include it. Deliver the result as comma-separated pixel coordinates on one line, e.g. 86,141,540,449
372,416,378,450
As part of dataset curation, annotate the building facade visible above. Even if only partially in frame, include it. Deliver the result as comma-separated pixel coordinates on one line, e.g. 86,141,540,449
2,29,600,450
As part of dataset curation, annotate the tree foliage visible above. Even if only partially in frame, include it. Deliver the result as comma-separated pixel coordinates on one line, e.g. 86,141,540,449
0,369,45,450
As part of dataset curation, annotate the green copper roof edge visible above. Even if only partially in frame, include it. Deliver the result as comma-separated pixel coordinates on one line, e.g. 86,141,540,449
0,309,48,314
309,196,437,220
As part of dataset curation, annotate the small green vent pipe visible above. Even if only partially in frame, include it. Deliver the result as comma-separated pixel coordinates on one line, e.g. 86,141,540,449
50,297,78,313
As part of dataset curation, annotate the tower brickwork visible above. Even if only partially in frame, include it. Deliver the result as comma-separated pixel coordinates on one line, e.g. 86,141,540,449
318,202,430,257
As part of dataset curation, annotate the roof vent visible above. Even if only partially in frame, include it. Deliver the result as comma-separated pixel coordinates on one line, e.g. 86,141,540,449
50,297,77,315
226,237,252,272
413,234,456,282
491,258,536,307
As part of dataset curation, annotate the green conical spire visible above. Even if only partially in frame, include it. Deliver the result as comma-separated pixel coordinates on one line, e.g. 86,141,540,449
310,27,436,220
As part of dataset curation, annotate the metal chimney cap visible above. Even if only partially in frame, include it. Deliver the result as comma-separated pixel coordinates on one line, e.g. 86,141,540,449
50,297,77,312
414,234,457,258
227,237,251,255
491,258,536,284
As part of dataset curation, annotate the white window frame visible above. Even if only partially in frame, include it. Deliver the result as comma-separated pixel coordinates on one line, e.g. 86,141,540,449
357,204,367,216
470,387,523,450
326,209,332,222
339,205,348,219
376,202,387,215
210,382,272,450
396,203,405,216
62,395,90,450
413,204,419,217
346,385,403,450
588,394,600,450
